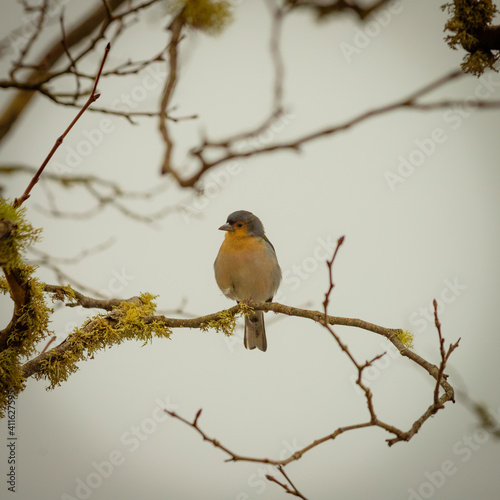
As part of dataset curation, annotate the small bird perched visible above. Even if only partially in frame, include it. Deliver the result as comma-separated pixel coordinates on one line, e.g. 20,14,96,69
214,210,282,352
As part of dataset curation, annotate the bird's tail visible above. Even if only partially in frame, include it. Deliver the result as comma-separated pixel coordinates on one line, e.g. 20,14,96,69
244,311,267,352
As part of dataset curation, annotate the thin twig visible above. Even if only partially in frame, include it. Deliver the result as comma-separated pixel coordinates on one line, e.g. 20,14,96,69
322,235,345,313
13,43,111,208
171,70,466,188
41,335,57,354
274,466,309,499
432,299,461,407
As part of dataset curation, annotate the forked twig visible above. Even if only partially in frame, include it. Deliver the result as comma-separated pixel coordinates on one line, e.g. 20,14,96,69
432,299,461,407
266,466,309,499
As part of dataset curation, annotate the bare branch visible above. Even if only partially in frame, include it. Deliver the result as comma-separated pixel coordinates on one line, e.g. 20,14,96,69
165,407,375,467
41,335,57,354
13,43,111,208
318,241,458,446
165,69,467,188
286,0,393,20
1,164,191,228
322,235,345,312
0,0,130,142
267,466,309,500
159,13,185,177
432,299,461,407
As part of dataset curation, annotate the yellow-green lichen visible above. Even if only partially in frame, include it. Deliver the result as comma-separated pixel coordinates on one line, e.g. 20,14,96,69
0,275,8,294
0,348,26,418
170,0,233,35
0,201,52,417
0,199,42,270
238,302,254,316
35,292,172,390
7,271,52,356
394,329,414,349
0,269,53,416
61,285,76,302
201,309,237,337
442,0,499,75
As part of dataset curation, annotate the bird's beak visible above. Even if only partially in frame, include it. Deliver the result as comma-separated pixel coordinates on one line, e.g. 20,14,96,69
218,223,234,232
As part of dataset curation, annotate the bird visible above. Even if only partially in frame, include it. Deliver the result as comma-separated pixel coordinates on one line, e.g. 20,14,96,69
214,210,282,352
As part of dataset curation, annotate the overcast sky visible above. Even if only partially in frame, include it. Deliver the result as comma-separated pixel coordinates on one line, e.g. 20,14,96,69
1,1,500,499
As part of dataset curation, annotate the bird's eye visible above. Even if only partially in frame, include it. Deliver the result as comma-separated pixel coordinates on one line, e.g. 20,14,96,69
236,222,243,228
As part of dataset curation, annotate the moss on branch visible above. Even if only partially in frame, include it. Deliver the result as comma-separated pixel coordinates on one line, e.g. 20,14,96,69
169,0,233,34
32,293,172,390
0,199,51,417
442,0,499,75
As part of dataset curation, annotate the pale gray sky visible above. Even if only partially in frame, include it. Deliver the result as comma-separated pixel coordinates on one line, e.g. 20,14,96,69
1,1,500,499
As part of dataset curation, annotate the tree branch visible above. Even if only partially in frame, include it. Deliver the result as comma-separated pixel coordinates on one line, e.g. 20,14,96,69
165,69,466,188
149,237,459,500
13,43,110,208
0,0,129,143
31,280,458,448
432,299,460,408
286,0,393,21
159,13,185,178
268,466,309,500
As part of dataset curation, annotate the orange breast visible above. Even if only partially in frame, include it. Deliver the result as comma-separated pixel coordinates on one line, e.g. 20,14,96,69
214,233,279,302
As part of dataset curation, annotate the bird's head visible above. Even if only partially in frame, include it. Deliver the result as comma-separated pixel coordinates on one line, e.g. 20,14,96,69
219,210,265,238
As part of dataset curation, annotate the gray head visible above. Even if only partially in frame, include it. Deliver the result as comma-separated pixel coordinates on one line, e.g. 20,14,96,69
219,210,265,237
